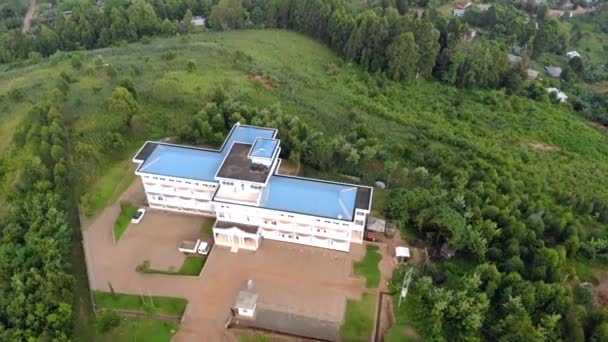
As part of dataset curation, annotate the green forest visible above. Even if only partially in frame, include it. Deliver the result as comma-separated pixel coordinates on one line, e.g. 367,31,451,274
0,0,607,341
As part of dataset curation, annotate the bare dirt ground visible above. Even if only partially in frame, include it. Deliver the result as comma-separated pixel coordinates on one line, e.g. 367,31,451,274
376,292,394,342
593,270,608,307
248,74,277,89
528,142,561,151
82,180,367,341
21,0,37,33
549,7,597,16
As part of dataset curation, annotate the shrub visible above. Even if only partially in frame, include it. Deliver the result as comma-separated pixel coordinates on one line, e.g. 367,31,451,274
96,312,121,333
8,88,24,102
162,51,177,61
186,59,197,72
71,53,83,69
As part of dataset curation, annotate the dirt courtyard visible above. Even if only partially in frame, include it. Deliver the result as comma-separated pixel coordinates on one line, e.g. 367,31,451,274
83,180,368,341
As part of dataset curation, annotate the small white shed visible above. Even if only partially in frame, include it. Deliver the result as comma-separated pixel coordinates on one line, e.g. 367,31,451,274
234,290,258,318
395,246,411,263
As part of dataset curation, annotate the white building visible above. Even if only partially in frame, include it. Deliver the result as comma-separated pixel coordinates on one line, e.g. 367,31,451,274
191,16,205,27
132,124,373,253
547,87,568,102
566,51,581,59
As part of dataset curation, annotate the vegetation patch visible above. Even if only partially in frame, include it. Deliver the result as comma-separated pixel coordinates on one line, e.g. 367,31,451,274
247,74,277,89
354,245,382,288
96,316,178,342
200,218,215,236
80,157,136,218
92,291,187,316
113,202,138,242
371,188,389,217
136,256,206,277
339,293,377,342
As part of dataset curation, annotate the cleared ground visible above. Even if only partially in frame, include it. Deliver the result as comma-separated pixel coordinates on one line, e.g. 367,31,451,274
83,180,368,341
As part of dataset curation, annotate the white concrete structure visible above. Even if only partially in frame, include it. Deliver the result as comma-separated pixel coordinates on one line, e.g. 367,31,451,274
566,51,581,59
547,87,568,102
132,124,373,253
191,16,205,27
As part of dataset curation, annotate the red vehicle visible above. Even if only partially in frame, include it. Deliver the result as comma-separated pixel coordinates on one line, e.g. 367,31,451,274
364,230,377,242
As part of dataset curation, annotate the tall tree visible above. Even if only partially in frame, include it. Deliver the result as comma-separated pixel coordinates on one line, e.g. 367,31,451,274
386,32,418,81
209,0,246,30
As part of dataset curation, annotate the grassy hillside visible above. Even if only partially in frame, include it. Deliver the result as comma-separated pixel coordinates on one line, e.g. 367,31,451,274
0,29,607,216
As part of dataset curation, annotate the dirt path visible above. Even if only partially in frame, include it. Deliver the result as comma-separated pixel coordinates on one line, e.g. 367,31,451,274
21,0,37,33
548,7,596,17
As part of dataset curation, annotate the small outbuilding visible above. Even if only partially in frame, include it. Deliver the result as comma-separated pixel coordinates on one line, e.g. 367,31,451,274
508,54,523,65
191,16,206,27
527,69,540,80
547,87,568,102
366,217,386,233
234,290,258,319
566,51,581,59
545,66,563,78
453,9,466,16
395,246,411,263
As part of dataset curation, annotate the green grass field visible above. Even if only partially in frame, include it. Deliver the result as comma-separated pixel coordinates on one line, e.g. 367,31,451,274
339,293,377,342
113,202,138,241
138,256,206,276
99,317,177,342
92,291,187,316
354,245,382,288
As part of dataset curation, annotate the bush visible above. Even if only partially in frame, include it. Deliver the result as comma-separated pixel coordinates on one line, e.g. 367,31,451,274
186,59,197,72
162,51,177,61
96,312,121,333
8,88,25,102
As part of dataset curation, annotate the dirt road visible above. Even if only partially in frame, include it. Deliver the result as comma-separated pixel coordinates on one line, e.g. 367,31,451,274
21,0,37,33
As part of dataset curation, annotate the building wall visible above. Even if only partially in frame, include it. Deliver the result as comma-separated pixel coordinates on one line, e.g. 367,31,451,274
213,201,367,252
136,173,369,252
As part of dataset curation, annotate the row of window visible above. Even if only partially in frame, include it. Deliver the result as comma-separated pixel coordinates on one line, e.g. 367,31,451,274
143,175,216,188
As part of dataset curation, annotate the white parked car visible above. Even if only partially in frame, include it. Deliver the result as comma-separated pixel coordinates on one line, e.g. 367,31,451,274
131,208,146,224
178,239,210,255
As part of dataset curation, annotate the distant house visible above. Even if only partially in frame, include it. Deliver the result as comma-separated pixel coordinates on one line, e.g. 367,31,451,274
508,54,523,64
453,8,466,16
581,0,594,7
547,87,568,102
440,243,456,259
191,16,205,27
566,51,581,59
477,4,492,11
545,66,563,78
527,69,540,80
62,10,72,19
560,0,574,10
456,0,472,9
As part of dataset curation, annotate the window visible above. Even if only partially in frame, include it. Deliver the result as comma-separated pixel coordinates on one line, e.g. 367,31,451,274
251,184,262,190
218,213,225,218
153,177,158,180
288,215,294,218
158,196,164,201
355,220,364,226
160,178,165,181
144,176,149,179
169,179,174,182
356,212,365,216
186,181,191,184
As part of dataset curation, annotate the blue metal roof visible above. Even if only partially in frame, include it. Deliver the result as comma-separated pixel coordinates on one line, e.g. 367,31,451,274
223,125,276,154
260,176,357,221
137,125,277,181
138,145,221,181
250,138,279,159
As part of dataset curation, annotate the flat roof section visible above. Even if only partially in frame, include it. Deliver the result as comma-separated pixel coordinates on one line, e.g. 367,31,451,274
355,187,372,211
133,142,159,162
260,176,357,221
216,143,272,183
138,144,222,181
249,138,279,159
224,125,276,153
